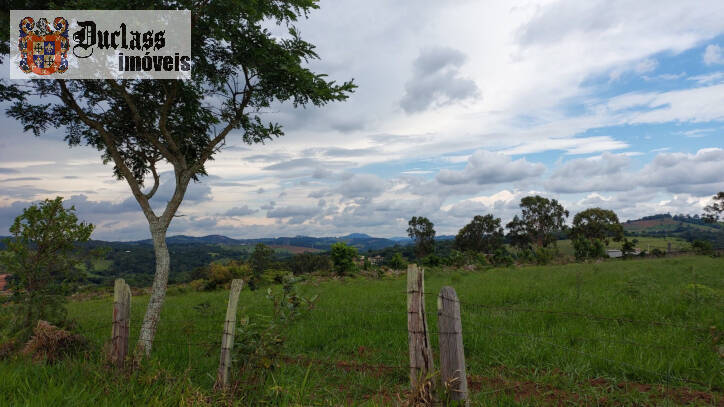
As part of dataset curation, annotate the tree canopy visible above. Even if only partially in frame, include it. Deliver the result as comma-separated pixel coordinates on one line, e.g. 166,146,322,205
407,216,436,259
508,195,569,248
570,208,624,243
454,214,504,253
703,192,724,223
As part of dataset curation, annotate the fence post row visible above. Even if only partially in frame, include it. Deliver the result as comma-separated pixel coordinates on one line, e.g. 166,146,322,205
111,278,131,367
437,286,468,405
407,264,434,390
216,279,244,389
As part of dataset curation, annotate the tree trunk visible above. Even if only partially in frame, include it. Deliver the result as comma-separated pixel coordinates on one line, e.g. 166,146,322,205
136,223,171,356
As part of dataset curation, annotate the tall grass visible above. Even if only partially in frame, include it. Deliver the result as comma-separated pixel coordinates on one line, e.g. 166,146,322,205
1,255,722,405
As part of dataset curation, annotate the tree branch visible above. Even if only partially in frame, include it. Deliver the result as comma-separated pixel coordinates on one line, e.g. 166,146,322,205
190,71,253,174
158,82,185,167
107,80,178,165
57,80,159,223
143,160,161,201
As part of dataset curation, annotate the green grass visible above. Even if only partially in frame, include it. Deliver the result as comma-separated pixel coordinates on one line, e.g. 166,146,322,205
555,236,691,257
1,256,722,406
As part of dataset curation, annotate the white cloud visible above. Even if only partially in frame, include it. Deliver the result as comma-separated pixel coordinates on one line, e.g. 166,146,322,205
703,44,724,65
436,150,545,185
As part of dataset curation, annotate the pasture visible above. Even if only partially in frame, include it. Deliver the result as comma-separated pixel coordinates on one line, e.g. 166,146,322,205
1,255,722,406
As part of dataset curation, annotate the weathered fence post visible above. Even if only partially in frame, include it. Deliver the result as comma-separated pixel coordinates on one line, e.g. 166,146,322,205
216,279,244,389
111,278,131,367
437,286,468,405
407,264,434,390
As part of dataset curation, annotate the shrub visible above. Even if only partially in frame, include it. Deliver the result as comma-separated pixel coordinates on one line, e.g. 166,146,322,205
534,246,558,265
422,254,443,267
330,242,357,275
233,276,317,385
490,247,514,267
250,243,275,290
1,197,94,341
386,252,408,270
572,238,606,261
692,240,713,255
21,320,88,363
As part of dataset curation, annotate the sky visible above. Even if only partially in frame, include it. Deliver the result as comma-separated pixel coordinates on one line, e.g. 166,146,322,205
1,0,724,241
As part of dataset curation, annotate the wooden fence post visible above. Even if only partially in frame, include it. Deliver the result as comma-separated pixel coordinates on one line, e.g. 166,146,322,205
111,278,131,367
437,286,468,405
407,264,434,390
216,279,244,389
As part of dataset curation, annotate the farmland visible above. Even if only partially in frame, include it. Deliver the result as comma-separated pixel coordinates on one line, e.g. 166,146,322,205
1,255,722,406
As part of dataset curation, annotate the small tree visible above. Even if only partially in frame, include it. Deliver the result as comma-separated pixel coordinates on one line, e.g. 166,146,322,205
510,195,569,248
1,197,94,340
330,242,357,275
703,192,724,223
386,252,408,271
621,238,638,258
570,208,623,260
455,214,504,253
249,243,274,290
407,216,436,259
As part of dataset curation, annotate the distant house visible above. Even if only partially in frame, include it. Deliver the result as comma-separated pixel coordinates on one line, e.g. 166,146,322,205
607,249,641,258
0,274,9,292
606,250,623,258
369,255,384,265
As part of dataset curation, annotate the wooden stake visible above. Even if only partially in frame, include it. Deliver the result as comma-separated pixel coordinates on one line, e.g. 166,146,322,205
438,286,468,405
111,278,131,367
216,279,244,389
407,264,434,390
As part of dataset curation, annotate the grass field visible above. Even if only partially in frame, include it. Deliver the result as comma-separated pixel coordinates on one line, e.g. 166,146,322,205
1,256,722,406
554,236,692,257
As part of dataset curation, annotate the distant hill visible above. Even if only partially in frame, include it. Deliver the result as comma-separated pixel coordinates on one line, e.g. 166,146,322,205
623,214,724,248
128,233,399,252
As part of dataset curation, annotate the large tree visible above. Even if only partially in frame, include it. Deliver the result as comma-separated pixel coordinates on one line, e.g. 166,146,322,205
703,192,724,223
454,214,504,253
570,208,624,243
570,208,623,260
508,195,569,248
407,216,436,259
3,1,355,355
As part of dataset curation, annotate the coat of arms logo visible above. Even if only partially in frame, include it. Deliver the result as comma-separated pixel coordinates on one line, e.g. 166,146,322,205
18,17,69,75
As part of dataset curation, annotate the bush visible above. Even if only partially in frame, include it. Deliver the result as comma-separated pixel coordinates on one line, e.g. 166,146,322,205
572,238,606,261
422,254,443,267
21,320,88,363
290,253,332,275
1,197,94,341
534,246,558,265
490,247,514,267
233,276,317,385
386,252,408,270
692,240,713,255
651,248,666,257
330,242,357,275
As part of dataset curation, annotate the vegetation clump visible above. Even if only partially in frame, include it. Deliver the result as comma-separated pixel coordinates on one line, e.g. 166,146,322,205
1,197,93,342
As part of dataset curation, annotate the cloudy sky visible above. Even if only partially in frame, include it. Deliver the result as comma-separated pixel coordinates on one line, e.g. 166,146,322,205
2,0,724,241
